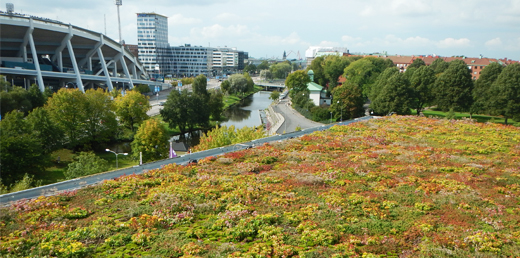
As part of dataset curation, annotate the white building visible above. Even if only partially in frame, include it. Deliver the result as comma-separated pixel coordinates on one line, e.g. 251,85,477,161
137,12,169,74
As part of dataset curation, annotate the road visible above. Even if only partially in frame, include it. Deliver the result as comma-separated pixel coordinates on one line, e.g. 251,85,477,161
273,98,323,134
0,116,373,206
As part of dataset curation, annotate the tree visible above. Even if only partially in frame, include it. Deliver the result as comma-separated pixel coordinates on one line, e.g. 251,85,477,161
371,73,413,115
244,63,257,74
285,70,310,97
270,62,291,79
487,63,520,125
27,84,46,110
430,58,449,74
0,111,47,185
131,118,168,162
368,67,400,101
194,125,265,151
114,90,151,132
221,80,231,94
0,86,32,116
410,66,436,115
192,74,208,97
259,70,273,81
270,91,280,101
243,72,255,93
331,81,365,120
64,152,109,179
45,88,89,149
434,59,474,111
408,58,426,69
26,107,65,153
228,74,248,96
208,89,224,122
472,63,503,115
257,60,269,70
343,58,377,96
323,55,351,90
134,84,151,94
83,89,118,148
308,56,326,86
161,89,191,134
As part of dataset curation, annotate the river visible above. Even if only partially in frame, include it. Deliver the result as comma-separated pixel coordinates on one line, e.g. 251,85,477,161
221,91,272,128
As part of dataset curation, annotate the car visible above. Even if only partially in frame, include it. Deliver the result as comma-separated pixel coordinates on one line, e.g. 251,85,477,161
159,101,165,106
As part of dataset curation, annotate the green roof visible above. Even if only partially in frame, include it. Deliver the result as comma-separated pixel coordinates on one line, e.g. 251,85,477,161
307,82,323,92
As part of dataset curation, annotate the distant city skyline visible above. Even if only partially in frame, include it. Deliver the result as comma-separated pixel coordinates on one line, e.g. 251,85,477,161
6,0,520,60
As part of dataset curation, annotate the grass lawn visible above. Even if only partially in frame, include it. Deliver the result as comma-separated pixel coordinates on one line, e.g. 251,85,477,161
412,109,520,126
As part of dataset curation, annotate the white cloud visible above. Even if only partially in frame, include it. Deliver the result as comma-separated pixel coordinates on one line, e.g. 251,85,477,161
437,38,471,48
318,41,340,47
485,38,502,47
390,0,433,16
341,35,362,43
214,13,241,22
169,14,202,25
191,24,251,39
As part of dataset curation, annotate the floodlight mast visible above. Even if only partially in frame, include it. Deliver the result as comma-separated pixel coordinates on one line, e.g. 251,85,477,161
115,0,122,43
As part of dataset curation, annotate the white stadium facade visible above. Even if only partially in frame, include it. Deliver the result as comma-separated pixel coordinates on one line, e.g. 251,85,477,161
0,11,163,93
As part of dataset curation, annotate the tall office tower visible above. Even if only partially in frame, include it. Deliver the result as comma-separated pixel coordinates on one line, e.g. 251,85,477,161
136,12,168,74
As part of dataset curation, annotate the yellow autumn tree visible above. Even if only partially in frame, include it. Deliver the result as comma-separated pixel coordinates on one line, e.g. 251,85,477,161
131,118,168,162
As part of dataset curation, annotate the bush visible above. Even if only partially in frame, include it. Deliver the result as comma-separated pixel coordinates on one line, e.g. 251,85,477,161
134,84,151,94
64,152,109,179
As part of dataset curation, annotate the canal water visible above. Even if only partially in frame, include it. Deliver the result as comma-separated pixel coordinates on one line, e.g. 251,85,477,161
221,91,272,128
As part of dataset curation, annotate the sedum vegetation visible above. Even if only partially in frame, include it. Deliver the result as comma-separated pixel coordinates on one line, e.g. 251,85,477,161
1,116,519,257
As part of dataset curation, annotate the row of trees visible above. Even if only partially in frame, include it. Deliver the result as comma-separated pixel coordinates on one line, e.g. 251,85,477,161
220,73,255,96
369,60,520,124
0,84,151,186
244,60,300,79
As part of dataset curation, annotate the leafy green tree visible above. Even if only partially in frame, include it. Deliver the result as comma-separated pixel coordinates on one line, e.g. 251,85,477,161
285,70,310,98
434,59,474,111
134,84,151,94
26,107,65,153
131,118,168,162
244,63,257,74
487,63,520,124
323,55,351,90
114,90,151,132
64,152,109,179
0,75,12,91
331,81,365,120
310,106,331,122
228,74,248,96
368,67,400,101
45,88,89,148
270,91,280,101
430,58,449,74
27,84,46,110
221,80,231,94
270,62,292,79
208,89,224,121
257,60,269,70
161,89,191,134
192,74,208,97
343,58,377,96
0,111,47,185
84,89,118,147
243,73,255,93
408,58,426,69
472,63,503,115
371,73,413,115
410,66,436,115
308,56,326,86
0,86,32,116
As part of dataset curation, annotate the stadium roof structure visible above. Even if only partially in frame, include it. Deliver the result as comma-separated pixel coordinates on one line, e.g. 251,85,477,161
0,12,160,92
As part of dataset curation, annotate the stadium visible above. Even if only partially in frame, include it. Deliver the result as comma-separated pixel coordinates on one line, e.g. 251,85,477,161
0,9,163,93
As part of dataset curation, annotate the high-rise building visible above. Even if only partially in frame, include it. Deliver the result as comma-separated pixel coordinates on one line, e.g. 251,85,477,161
136,12,169,74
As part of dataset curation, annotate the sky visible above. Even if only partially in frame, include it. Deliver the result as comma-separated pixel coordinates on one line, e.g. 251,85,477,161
8,0,520,60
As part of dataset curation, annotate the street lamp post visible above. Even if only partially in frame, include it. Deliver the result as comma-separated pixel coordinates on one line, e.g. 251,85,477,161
337,100,342,122
330,112,333,123
105,149,128,169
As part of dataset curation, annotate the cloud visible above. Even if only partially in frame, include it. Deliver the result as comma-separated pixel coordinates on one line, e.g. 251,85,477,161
485,38,502,47
437,38,471,48
318,41,340,47
390,0,433,16
190,24,251,39
214,13,242,22
341,35,362,43
169,14,202,25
